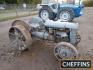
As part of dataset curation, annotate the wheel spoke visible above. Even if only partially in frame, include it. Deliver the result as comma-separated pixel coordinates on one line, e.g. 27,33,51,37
9,38,19,47
18,39,26,50
9,28,26,51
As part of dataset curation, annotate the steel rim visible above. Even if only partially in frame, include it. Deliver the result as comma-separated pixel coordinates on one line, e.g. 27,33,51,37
54,42,78,60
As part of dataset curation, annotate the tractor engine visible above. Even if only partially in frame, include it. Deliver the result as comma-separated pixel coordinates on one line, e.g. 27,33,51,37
29,17,80,45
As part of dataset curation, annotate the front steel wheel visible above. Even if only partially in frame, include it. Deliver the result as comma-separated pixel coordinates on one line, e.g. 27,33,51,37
54,42,78,60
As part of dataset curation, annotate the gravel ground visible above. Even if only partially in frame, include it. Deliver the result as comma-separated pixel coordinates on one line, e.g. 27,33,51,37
0,7,93,70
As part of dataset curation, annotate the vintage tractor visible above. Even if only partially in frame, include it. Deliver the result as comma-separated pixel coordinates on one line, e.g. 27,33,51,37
37,0,84,22
9,17,81,60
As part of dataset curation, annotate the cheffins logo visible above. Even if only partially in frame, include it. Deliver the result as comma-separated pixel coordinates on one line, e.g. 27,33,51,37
61,60,91,68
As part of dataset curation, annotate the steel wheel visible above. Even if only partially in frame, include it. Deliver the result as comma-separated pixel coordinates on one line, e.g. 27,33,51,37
9,25,32,51
59,11,70,22
12,20,30,30
40,10,49,20
54,42,78,60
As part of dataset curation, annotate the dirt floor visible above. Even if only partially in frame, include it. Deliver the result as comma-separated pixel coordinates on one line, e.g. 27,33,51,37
0,7,93,70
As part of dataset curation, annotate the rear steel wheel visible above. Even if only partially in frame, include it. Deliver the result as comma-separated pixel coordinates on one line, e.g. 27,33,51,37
12,20,30,30
9,25,32,51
